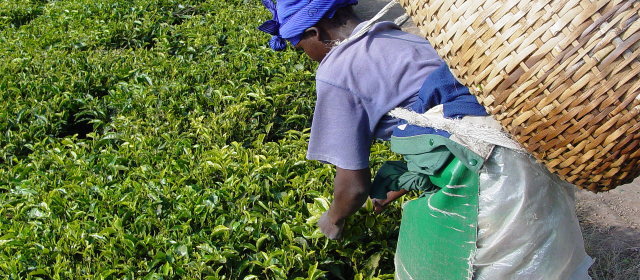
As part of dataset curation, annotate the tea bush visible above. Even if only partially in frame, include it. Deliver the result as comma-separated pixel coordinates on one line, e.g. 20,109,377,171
1,0,404,279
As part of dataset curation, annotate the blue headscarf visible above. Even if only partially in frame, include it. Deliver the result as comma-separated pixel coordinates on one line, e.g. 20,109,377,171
258,0,358,51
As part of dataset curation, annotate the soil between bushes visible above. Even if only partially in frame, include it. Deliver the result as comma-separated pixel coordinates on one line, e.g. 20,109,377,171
576,177,640,248
576,177,640,279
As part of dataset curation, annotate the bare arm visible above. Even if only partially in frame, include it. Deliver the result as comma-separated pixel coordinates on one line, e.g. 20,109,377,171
372,189,409,214
318,167,371,239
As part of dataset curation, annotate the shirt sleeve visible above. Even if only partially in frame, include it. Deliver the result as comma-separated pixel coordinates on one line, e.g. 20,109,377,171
306,81,373,170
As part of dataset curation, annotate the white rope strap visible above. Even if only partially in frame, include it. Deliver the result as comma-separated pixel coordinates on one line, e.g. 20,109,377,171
337,0,402,46
389,107,525,152
394,13,410,26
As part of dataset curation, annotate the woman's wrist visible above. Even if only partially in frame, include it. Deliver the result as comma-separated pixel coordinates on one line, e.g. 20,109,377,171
325,206,346,224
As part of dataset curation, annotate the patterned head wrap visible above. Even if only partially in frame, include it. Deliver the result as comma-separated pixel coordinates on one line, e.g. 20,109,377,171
258,0,358,51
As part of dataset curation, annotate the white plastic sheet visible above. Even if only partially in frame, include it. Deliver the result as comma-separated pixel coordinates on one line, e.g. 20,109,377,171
474,146,593,279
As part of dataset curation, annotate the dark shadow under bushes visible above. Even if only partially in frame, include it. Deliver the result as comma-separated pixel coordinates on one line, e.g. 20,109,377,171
57,110,97,139
0,6,43,29
106,24,161,50
167,4,203,26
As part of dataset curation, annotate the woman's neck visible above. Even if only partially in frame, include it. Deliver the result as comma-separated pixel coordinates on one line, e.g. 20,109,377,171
328,18,363,42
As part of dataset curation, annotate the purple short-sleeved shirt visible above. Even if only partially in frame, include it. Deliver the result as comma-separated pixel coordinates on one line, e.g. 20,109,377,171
306,21,443,170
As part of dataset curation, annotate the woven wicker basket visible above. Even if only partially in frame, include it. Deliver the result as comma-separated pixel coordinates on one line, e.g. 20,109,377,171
398,0,640,191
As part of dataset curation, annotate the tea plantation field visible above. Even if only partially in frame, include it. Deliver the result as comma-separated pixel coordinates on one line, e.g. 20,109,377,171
0,0,403,279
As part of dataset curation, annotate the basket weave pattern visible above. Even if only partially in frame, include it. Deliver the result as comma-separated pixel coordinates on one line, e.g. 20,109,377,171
399,0,640,191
